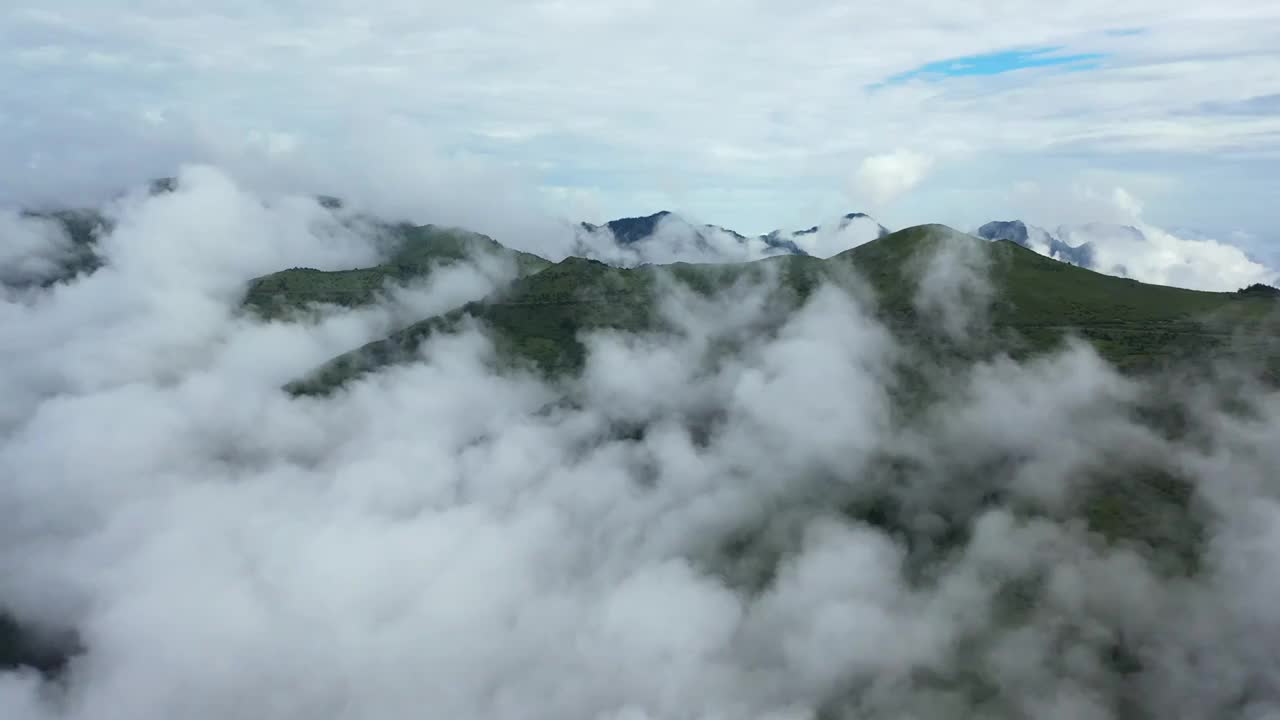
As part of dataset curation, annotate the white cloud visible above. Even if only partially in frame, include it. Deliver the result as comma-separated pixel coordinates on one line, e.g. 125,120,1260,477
1061,220,1276,291
996,180,1277,291
784,215,886,259
852,150,935,208
911,228,993,340
4,180,1280,718
0,211,78,287
565,211,888,266
1,1,1278,238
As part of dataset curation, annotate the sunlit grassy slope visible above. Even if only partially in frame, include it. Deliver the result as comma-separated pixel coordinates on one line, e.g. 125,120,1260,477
282,224,1280,396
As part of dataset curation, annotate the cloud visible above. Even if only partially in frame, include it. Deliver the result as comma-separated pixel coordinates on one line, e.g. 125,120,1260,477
2,2,1278,238
1004,182,1278,291
852,150,935,208
567,212,887,266
1060,221,1276,291
784,215,887,259
0,211,77,287
4,174,1280,719
911,228,994,341
570,214,783,266
0,166,509,430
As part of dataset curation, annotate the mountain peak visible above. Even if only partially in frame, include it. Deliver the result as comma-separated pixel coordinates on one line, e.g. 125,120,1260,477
977,220,1030,245
576,210,892,261
978,219,1096,269
580,211,679,245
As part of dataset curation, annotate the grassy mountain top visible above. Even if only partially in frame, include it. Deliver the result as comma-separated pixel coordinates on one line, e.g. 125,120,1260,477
242,223,551,319
283,224,1280,396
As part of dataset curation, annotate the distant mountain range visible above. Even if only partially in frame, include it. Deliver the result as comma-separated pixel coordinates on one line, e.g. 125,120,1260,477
1,176,1264,293
278,223,1280,397
576,210,891,263
972,219,1261,289
976,220,1096,268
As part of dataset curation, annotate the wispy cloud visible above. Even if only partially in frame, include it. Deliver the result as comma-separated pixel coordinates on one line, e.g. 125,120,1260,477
0,1,1278,239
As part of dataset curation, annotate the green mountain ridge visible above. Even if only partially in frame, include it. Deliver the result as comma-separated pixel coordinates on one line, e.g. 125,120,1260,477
242,223,552,319
281,223,1280,397
262,226,1275,713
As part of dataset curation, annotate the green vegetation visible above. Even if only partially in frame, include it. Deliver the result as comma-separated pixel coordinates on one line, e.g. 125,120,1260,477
279,225,1274,611
284,223,1280,396
241,223,551,319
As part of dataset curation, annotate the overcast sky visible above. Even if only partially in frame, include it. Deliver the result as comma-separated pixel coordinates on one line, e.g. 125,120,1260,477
2,1,1278,243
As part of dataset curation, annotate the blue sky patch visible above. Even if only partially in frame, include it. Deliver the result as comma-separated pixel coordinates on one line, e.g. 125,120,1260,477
880,46,1107,85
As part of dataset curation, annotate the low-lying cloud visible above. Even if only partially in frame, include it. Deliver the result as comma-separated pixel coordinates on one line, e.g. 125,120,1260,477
2,168,1280,719
0,211,79,288
1059,221,1275,291
568,212,885,267
985,185,1277,292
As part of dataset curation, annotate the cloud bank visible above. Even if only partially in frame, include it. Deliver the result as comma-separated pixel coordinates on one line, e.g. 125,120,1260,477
1059,221,1275,292
567,212,889,267
3,169,1280,719
984,185,1277,291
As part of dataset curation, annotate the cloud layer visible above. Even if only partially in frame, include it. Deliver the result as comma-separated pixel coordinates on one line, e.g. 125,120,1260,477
3,170,1280,719
0,211,77,287
981,185,1278,291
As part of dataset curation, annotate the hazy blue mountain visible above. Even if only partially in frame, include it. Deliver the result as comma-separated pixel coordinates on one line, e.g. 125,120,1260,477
580,210,890,262
978,219,1096,268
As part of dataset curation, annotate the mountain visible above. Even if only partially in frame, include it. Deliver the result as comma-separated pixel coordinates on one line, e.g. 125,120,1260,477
576,211,799,264
977,220,1095,268
284,223,1280,396
778,208,890,242
272,223,1278,610
577,210,890,263
243,223,550,319
1059,222,1151,274
581,211,678,246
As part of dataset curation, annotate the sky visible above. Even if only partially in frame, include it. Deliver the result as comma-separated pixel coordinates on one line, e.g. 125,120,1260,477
2,2,1279,248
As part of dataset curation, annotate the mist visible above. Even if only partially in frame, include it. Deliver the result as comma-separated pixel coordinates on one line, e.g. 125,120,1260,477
2,168,1280,719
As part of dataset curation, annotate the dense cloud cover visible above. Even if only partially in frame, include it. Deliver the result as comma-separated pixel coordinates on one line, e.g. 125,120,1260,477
0,212,78,287
3,169,1280,719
